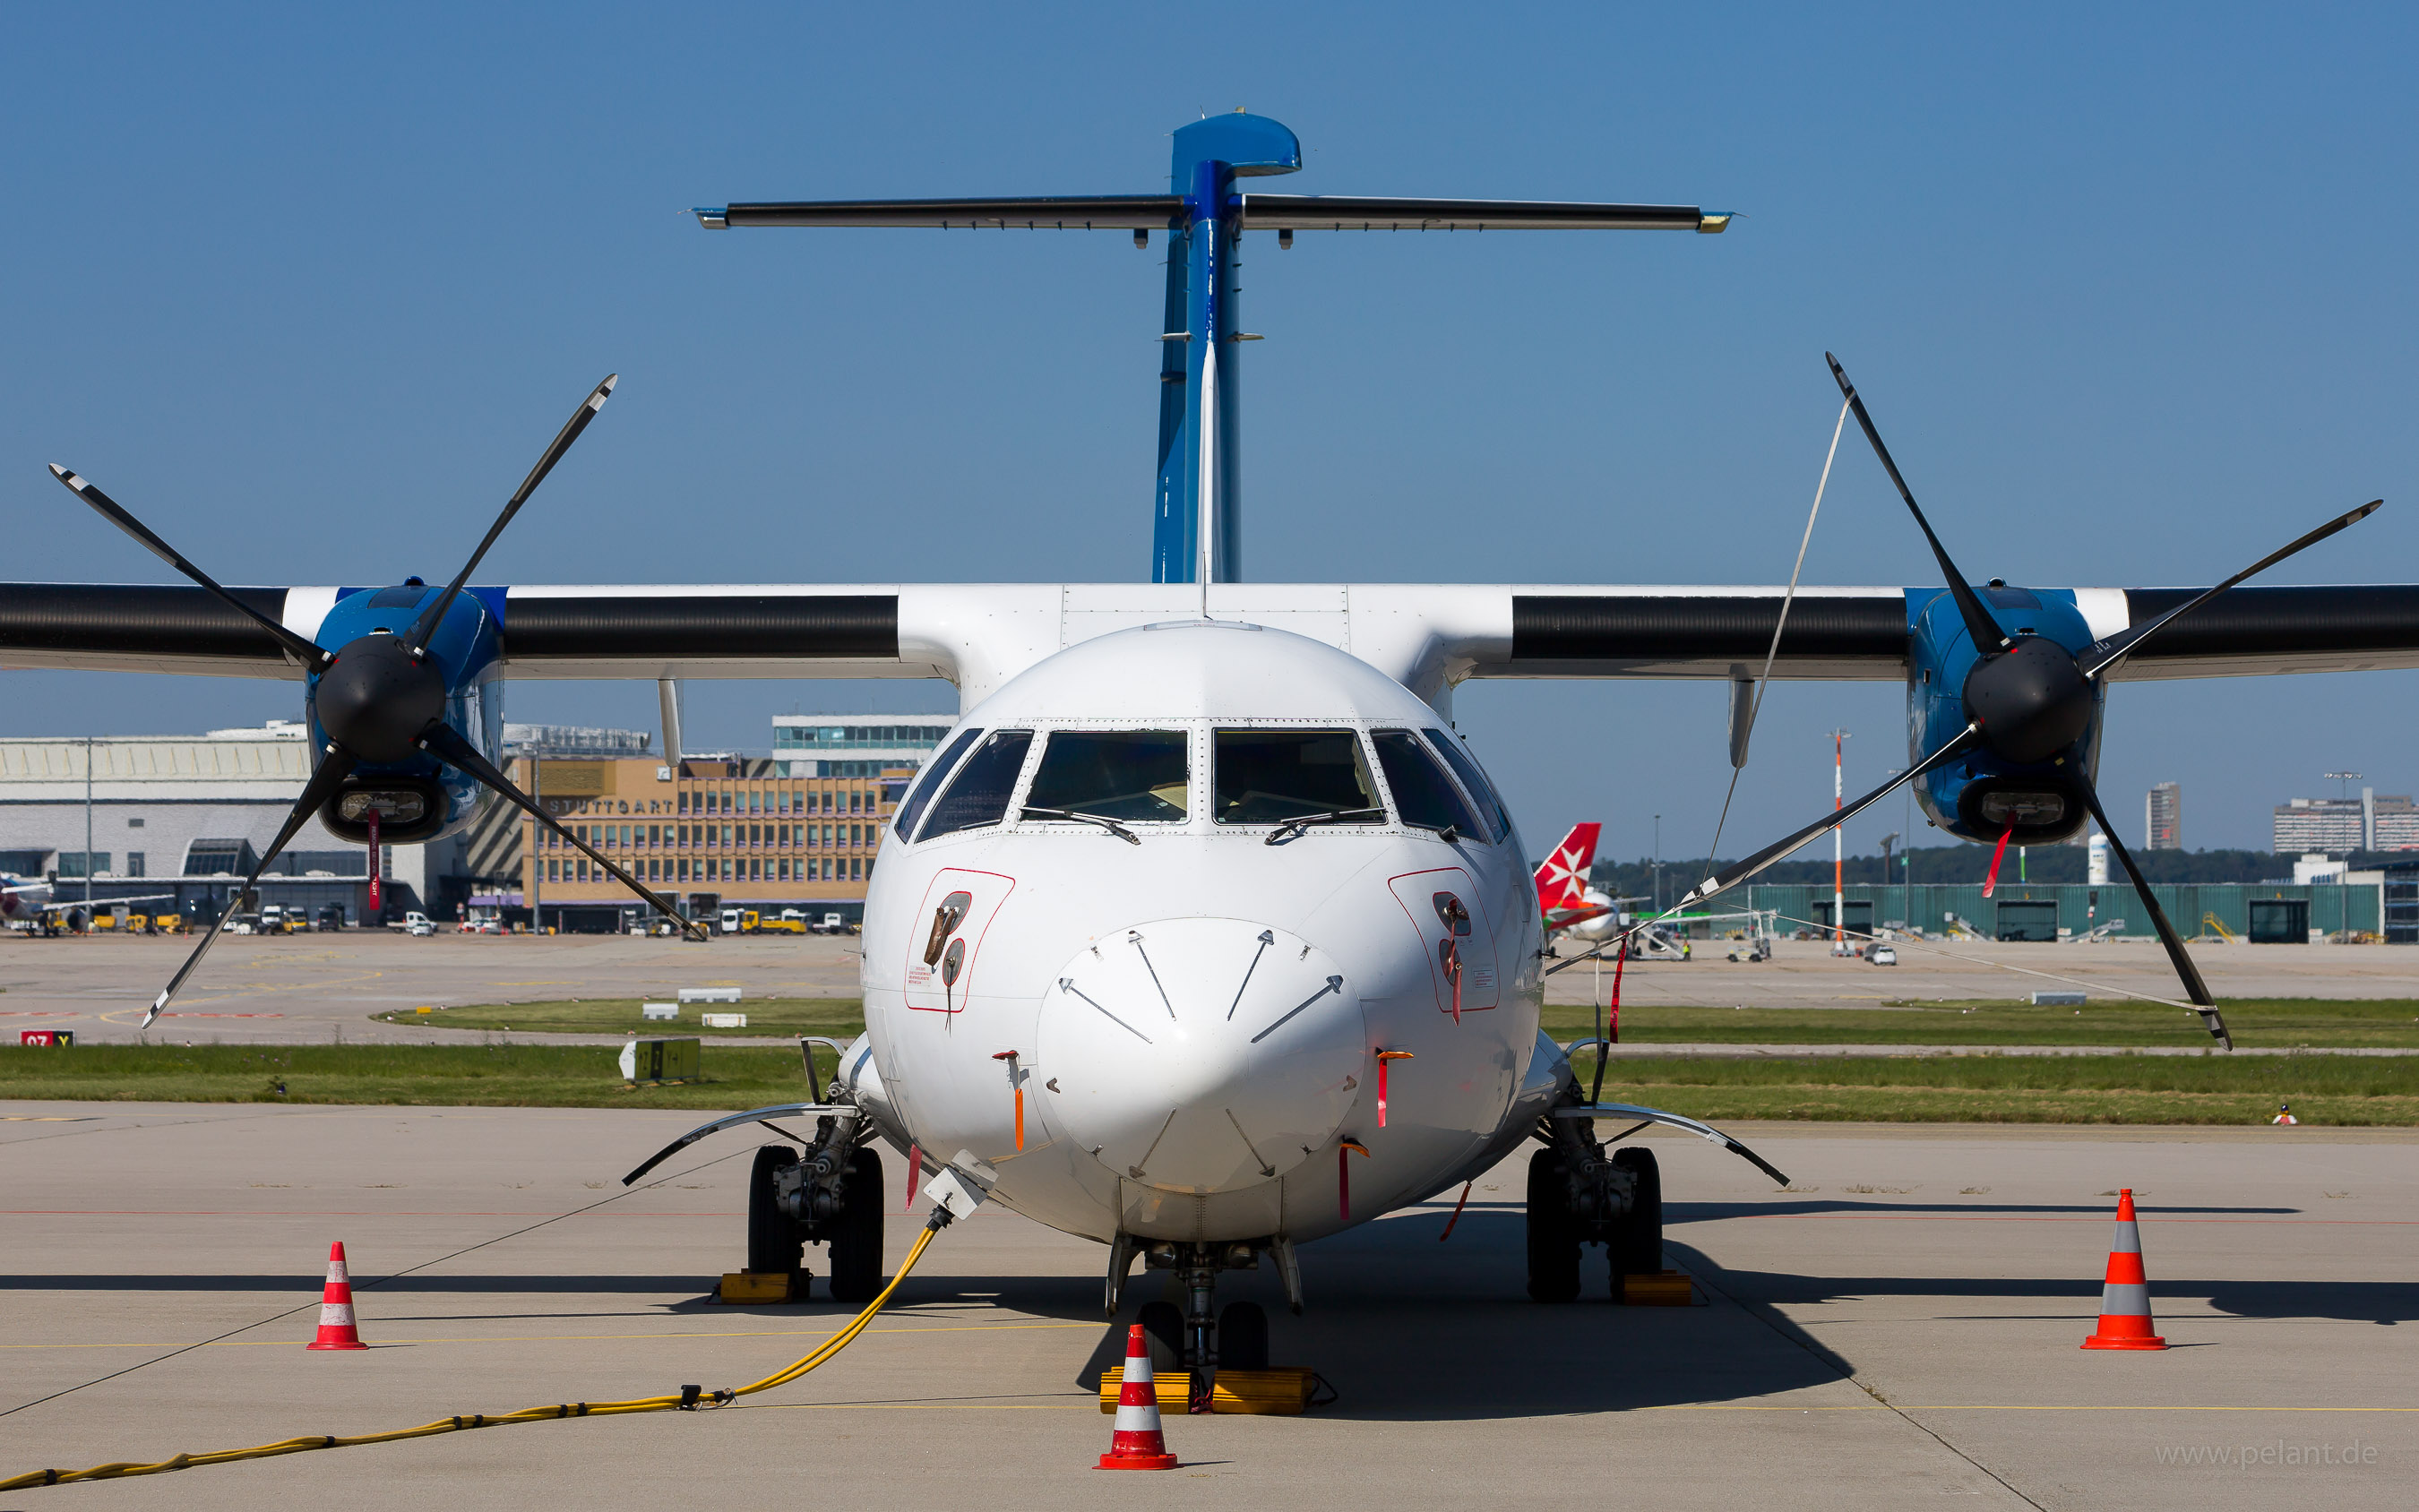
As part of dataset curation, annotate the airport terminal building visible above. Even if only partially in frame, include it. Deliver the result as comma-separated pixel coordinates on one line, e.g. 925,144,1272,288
0,721,421,924
497,716,946,932
509,753,907,932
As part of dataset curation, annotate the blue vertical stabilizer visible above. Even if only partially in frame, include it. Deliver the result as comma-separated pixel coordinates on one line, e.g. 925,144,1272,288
1152,115,1302,584
693,119,1723,588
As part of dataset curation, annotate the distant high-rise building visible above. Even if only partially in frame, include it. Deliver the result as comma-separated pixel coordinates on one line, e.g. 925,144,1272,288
2274,788,2419,854
2145,782,2182,850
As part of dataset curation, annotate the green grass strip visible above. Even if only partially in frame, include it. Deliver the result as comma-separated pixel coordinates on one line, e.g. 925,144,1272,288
374,998,865,1039
1543,997,2419,1048
6,1043,2415,1123
0,1043,822,1111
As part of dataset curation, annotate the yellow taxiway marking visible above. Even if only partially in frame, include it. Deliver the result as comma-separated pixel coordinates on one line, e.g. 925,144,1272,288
744,1402,1092,1411
739,1401,2419,1415
1,1320,1099,1350
1641,1403,2419,1413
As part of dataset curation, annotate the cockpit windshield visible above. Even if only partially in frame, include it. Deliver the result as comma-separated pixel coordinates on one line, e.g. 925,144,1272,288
1025,731,1190,822
1212,730,1382,825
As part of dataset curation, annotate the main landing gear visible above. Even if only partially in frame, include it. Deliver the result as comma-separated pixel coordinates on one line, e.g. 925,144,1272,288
745,1121,885,1302
1527,1113,1662,1302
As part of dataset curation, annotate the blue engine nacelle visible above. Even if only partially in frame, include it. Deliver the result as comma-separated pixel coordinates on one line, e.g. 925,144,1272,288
1907,585,2104,846
302,582,507,845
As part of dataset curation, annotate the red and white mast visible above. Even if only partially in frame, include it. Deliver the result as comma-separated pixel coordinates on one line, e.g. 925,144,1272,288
1829,729,1849,946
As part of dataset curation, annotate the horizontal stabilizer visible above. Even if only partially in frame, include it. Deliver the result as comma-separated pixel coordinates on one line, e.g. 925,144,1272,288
699,196,1182,230
1237,195,1726,232
696,195,1727,234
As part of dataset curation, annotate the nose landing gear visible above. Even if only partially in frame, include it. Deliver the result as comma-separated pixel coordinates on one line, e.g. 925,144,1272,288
1124,1240,1277,1394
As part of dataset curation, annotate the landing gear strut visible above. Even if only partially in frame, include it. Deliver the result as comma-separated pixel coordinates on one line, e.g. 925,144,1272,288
1126,1240,1274,1378
1526,1113,1662,1302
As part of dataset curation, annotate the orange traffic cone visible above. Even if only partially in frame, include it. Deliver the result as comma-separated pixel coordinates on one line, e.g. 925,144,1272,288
1096,1324,1179,1470
2081,1190,2165,1351
307,1240,368,1351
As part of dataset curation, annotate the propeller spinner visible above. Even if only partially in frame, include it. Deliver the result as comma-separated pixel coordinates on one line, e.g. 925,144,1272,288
48,373,707,1027
1670,355,2383,1049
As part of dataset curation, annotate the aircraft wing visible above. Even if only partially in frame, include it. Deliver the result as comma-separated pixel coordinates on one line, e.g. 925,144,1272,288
30,891,178,912
6,583,2418,700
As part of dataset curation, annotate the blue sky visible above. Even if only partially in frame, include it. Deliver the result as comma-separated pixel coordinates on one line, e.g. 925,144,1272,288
6,3,2414,860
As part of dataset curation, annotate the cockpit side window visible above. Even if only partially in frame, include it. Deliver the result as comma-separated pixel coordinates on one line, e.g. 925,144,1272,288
1025,730,1190,821
1211,730,1382,824
1372,730,1484,838
891,726,984,843
915,731,1034,841
1422,729,1511,844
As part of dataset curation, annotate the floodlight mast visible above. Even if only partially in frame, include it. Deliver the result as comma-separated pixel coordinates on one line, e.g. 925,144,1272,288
691,114,1729,587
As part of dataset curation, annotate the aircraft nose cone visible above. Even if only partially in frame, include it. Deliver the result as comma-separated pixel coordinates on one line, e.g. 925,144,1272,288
1038,917,1364,1194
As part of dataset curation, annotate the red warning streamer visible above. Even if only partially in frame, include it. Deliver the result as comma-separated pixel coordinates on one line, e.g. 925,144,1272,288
1437,1179,1474,1241
992,1051,1023,1150
1982,826,2014,898
1338,1139,1370,1223
1374,1051,1413,1128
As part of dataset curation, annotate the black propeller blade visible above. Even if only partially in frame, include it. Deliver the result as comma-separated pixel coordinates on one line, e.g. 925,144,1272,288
1674,725,1983,909
418,724,704,940
2076,782,2230,1047
406,374,616,658
144,747,359,1027
47,465,333,671
1826,354,2009,657
64,372,699,1014
1699,358,2385,1046
2078,499,2384,679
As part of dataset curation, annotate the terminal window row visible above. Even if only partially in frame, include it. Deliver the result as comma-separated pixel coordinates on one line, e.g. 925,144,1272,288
773,725,951,746
532,822,882,852
542,856,865,884
531,784,883,819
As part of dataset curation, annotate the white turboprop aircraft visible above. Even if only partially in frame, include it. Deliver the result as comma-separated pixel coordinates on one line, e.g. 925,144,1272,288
13,112,2412,1382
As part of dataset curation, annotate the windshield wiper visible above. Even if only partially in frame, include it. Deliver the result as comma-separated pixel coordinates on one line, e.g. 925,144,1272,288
1263,807,1384,846
1020,806,1142,845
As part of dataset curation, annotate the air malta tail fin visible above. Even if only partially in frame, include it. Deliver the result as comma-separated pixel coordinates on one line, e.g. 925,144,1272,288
1535,823,1602,915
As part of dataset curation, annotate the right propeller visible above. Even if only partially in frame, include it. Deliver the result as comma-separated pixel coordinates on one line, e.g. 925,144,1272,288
1675,356,2385,1049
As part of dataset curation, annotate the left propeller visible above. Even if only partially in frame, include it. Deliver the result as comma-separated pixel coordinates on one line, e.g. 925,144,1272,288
1672,356,2385,1049
49,374,706,1028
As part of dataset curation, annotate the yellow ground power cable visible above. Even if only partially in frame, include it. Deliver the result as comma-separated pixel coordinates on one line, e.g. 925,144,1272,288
3,1225,939,1491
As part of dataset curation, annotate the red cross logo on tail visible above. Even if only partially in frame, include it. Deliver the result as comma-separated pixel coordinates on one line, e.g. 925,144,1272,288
1534,822,1601,915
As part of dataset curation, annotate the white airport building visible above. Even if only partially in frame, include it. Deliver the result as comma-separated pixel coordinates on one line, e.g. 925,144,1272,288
771,715,950,778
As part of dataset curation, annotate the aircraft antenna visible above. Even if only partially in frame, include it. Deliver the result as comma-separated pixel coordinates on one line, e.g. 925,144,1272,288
1703,391,1851,865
